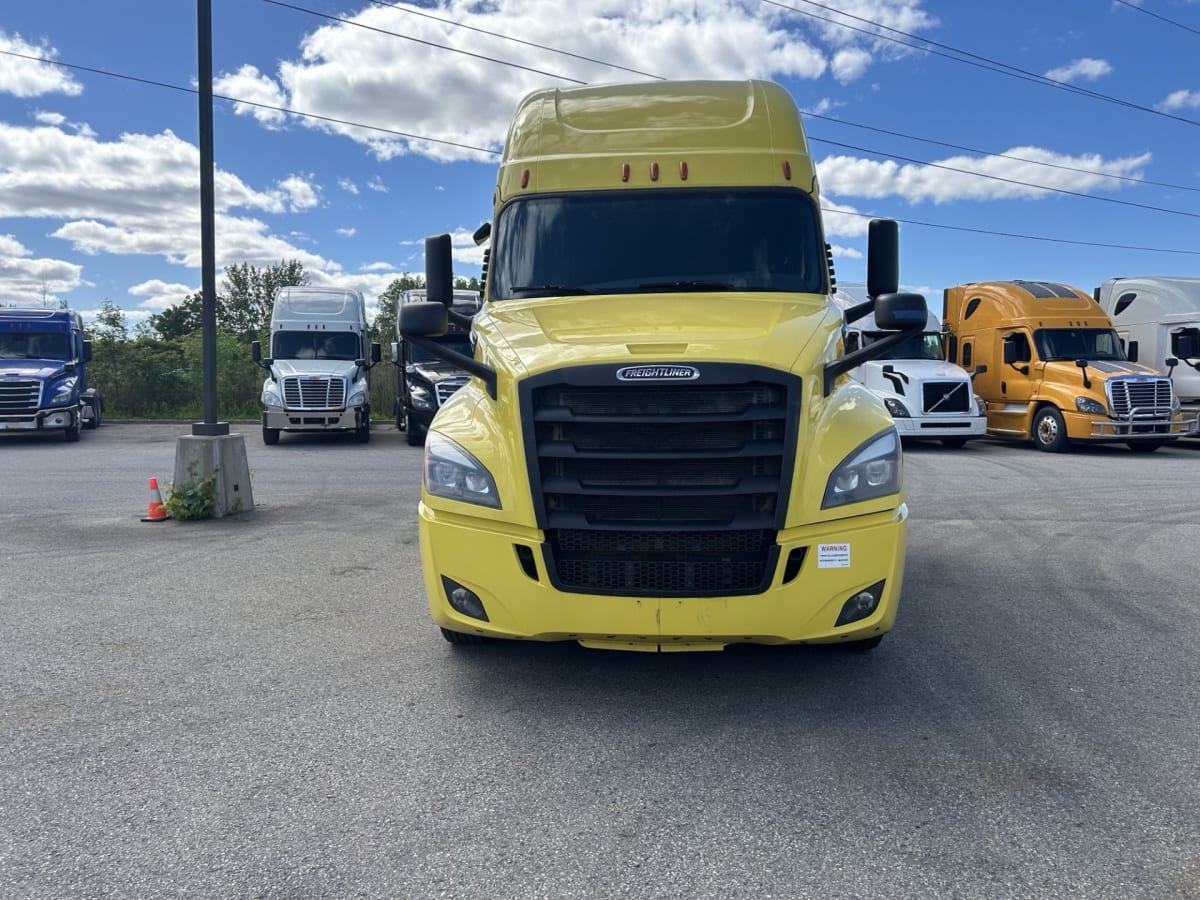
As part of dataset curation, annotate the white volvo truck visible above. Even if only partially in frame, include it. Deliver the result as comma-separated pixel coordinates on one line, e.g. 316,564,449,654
838,293,986,447
251,286,381,444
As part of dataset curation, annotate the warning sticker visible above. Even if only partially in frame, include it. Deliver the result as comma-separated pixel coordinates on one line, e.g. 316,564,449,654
817,542,850,568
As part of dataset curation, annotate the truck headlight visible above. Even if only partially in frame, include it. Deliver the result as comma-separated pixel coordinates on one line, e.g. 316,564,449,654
1075,397,1106,415
823,430,901,509
49,376,78,405
261,384,283,408
410,384,435,410
974,394,986,415
347,386,367,406
883,398,910,418
425,433,501,509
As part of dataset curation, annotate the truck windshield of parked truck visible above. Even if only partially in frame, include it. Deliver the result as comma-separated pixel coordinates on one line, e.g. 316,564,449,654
409,337,472,364
490,188,825,299
861,330,944,361
0,332,71,360
271,331,359,361
1034,328,1125,362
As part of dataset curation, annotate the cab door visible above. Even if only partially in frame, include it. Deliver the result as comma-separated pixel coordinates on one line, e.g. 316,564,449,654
990,329,1036,437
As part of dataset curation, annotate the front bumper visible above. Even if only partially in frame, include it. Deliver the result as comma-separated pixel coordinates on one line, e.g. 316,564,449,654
419,501,909,651
263,406,363,432
894,414,987,439
1083,408,1195,441
0,407,78,432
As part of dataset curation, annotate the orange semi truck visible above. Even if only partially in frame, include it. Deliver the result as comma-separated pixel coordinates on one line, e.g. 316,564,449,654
942,280,1190,452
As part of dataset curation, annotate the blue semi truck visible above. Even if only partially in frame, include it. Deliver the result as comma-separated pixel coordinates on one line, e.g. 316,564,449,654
0,308,103,442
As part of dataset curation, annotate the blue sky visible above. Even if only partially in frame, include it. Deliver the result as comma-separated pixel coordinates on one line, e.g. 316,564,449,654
1,0,1198,324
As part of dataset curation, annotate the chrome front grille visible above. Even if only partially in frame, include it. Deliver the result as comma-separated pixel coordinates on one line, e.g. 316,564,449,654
921,381,969,414
435,376,469,406
1106,377,1173,419
282,375,347,410
0,378,41,415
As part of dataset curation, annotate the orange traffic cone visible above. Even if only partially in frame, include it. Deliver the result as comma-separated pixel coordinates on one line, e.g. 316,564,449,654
141,477,170,522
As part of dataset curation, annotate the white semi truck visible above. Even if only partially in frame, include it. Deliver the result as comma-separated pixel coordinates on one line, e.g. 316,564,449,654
251,286,381,445
837,293,986,447
1095,276,1200,435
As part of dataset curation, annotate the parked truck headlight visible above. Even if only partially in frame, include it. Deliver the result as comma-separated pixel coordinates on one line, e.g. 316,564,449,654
48,375,78,405
1075,397,1106,415
822,430,901,509
424,433,501,509
410,384,435,410
347,386,366,406
261,384,283,408
883,398,910,418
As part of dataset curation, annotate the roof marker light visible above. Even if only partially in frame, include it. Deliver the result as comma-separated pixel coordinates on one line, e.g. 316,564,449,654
679,161,688,181
621,163,630,182
782,160,792,180
520,168,530,188
650,162,659,182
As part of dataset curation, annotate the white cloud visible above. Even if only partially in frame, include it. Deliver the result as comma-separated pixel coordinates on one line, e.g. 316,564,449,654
0,31,83,98
0,121,332,277
337,177,359,194
278,174,319,211
1159,88,1200,112
816,147,1151,204
818,200,872,239
365,176,387,193
128,279,197,310
1044,58,1112,82
829,244,863,260
830,48,872,83
0,232,83,305
214,0,868,162
336,227,357,237
212,64,289,127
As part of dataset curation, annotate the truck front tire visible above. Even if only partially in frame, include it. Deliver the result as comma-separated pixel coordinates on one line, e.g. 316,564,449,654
64,414,81,442
1033,406,1069,453
263,426,280,445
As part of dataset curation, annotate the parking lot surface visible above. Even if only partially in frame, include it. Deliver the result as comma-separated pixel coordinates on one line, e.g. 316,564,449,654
2,424,1198,899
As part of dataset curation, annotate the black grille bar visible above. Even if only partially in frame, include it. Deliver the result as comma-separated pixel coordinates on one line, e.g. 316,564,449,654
520,364,800,597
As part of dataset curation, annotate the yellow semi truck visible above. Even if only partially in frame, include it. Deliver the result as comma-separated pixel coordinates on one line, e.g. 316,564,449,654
943,280,1190,452
401,80,928,651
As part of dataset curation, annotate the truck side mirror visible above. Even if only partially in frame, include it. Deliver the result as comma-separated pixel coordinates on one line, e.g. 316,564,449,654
401,302,449,337
370,342,382,364
389,341,400,365
872,291,927,330
971,364,987,378
1126,340,1138,362
425,234,454,306
251,340,262,363
866,219,899,297
82,340,93,363
1173,332,1198,359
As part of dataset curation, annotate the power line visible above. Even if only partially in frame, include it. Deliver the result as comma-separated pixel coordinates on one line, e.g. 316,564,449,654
2,47,1198,257
1112,0,1200,37
363,0,665,81
812,137,1200,220
761,0,1200,129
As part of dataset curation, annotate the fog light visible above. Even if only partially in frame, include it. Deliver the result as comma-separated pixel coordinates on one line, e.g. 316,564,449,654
836,580,885,626
442,576,488,622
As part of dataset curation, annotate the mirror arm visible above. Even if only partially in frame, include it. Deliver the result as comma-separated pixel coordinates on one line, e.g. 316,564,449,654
404,334,498,400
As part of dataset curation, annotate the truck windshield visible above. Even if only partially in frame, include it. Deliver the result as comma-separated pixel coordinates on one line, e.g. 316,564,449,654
271,331,359,361
1034,328,1125,362
410,337,472,363
0,331,71,360
489,188,826,299
863,331,944,360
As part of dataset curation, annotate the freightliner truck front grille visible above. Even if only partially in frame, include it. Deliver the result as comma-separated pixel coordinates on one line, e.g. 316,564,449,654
1106,376,1173,419
520,364,801,597
0,379,41,415
282,375,347,410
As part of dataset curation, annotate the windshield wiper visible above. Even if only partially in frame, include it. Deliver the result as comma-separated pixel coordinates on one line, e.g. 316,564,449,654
509,284,593,296
638,280,735,292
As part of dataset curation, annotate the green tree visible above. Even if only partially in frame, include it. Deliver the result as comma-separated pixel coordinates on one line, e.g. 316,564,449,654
89,299,130,343
220,260,308,342
148,291,205,340
373,274,424,344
